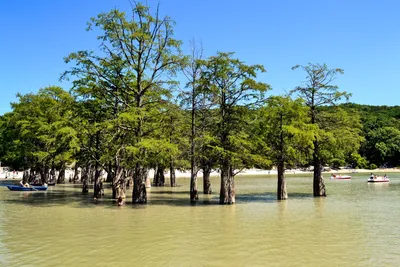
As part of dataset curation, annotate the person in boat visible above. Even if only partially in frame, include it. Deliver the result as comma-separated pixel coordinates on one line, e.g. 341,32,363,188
370,173,374,179
20,181,30,187
384,174,388,179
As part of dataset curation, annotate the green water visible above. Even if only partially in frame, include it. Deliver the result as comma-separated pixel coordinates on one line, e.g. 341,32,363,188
0,173,399,267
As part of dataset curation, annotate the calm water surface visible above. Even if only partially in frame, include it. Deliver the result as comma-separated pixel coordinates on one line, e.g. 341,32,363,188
0,173,399,267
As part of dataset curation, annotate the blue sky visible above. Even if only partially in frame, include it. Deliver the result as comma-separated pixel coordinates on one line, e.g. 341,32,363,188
1,0,399,115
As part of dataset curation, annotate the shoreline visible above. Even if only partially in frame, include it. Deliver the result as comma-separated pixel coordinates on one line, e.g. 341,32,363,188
0,168,398,180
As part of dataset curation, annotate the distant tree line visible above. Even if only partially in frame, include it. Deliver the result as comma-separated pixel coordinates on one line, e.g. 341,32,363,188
1,2,394,204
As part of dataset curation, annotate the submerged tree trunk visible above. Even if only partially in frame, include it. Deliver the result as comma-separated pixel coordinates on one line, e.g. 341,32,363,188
49,167,55,183
93,167,103,199
313,139,326,197
190,169,198,202
40,165,49,184
106,162,113,183
277,111,287,200
81,165,90,194
57,166,66,184
170,163,176,187
219,160,235,204
112,166,125,199
132,165,147,204
73,164,79,184
277,162,287,200
153,166,165,187
202,163,212,194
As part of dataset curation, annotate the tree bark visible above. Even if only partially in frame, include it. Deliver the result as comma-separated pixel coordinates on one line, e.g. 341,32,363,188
190,170,198,202
57,166,65,184
277,161,287,200
169,163,176,187
93,167,103,199
106,162,113,183
81,165,90,194
73,164,79,184
219,160,235,204
132,165,147,204
202,163,212,194
40,165,49,184
112,166,125,199
153,166,165,187
313,139,326,197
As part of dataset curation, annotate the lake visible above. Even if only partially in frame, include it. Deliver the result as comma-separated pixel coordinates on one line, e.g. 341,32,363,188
0,172,399,267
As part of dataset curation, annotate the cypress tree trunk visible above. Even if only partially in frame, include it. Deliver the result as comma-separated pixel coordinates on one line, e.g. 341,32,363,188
73,164,79,184
106,162,113,183
49,167,55,183
93,167,102,199
277,111,287,200
277,161,287,200
219,160,235,204
153,166,165,187
40,165,49,184
170,163,176,187
93,131,104,198
132,165,147,204
190,170,198,202
152,166,158,186
81,165,90,194
89,166,95,184
57,166,65,184
313,139,326,197
112,166,125,199
202,163,212,194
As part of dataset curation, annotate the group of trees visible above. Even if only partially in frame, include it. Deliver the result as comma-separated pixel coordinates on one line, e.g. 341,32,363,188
0,2,395,204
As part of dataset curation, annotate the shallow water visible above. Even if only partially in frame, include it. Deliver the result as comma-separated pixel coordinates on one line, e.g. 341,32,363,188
0,173,399,267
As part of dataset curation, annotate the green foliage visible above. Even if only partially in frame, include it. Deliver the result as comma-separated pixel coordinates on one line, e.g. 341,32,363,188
316,107,364,166
0,87,77,170
348,153,368,169
256,96,315,168
369,163,377,170
198,52,271,172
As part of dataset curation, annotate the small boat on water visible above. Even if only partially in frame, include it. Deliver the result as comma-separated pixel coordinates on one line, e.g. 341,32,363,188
7,185,48,191
30,182,55,186
330,174,351,180
367,175,390,183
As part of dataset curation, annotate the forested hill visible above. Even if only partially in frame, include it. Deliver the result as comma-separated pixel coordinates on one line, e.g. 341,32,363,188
341,103,400,121
337,103,400,168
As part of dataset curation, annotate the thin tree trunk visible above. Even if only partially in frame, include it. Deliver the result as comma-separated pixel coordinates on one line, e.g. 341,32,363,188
190,170,198,202
106,162,113,183
93,167,102,199
202,162,212,194
73,164,79,184
82,165,90,194
40,165,49,184
277,111,288,200
170,162,176,187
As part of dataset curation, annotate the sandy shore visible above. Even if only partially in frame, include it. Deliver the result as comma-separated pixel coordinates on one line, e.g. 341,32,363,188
1,167,398,180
